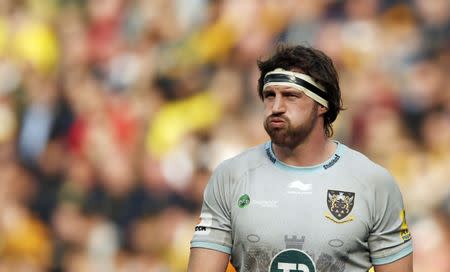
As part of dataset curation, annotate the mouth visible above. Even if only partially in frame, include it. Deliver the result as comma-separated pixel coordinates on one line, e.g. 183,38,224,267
268,117,287,128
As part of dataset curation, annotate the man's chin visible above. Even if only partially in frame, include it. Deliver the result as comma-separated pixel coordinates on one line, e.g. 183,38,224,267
269,130,309,148
265,126,295,146
268,132,289,145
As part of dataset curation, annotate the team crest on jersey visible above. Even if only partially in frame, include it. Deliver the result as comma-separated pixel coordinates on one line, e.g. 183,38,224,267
325,190,355,223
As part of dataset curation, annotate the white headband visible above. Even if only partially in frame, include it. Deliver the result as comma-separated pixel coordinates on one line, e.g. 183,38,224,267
263,68,329,108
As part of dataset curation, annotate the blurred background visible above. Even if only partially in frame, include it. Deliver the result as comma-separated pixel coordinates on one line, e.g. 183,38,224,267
0,0,448,271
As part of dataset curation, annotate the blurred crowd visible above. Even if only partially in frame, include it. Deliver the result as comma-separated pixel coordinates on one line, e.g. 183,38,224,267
0,0,448,271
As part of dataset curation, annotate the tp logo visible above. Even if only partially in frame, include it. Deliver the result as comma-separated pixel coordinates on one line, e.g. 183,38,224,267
269,249,316,272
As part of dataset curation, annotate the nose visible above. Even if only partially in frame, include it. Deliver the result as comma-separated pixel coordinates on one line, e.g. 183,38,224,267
271,95,286,114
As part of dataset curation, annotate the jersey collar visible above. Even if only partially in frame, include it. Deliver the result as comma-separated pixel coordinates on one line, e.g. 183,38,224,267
264,141,344,174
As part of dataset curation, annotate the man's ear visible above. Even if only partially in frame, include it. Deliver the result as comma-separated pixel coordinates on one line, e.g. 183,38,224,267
318,105,328,115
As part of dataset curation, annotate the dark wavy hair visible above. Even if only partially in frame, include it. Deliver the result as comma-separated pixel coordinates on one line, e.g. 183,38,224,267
257,44,344,137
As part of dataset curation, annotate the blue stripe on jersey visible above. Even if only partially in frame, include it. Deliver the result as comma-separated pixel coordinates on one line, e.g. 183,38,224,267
371,241,413,265
264,141,344,174
191,241,232,254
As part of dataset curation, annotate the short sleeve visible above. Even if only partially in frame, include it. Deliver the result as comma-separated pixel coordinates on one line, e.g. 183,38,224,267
190,162,233,254
368,169,413,265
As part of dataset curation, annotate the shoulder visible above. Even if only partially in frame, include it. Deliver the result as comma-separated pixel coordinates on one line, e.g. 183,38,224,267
340,144,396,187
212,143,269,183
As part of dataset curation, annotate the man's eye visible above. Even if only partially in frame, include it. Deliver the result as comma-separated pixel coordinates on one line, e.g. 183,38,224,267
264,92,275,99
287,93,300,98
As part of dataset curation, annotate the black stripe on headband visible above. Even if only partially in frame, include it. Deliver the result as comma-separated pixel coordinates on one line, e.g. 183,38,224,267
264,73,329,102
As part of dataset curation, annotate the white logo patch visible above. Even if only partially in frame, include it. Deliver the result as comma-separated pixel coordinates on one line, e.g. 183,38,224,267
288,180,312,195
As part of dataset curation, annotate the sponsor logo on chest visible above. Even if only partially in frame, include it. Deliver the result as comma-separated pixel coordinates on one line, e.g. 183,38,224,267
269,249,316,272
238,194,279,208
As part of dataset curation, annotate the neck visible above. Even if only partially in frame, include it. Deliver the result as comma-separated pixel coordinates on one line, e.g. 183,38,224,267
272,128,336,167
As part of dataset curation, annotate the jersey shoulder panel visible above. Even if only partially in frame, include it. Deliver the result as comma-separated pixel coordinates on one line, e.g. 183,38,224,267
215,143,269,183
341,145,394,186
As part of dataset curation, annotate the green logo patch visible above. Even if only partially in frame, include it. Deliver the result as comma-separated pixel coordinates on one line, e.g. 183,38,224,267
269,249,316,272
238,194,250,208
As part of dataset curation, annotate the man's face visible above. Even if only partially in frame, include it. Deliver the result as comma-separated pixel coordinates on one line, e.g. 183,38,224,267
263,85,320,148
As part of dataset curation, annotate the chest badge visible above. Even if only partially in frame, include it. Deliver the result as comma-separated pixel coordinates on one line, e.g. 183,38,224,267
325,190,355,223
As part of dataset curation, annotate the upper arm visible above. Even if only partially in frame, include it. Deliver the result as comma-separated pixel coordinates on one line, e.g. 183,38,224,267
374,253,413,272
368,168,413,266
190,163,234,270
188,248,230,272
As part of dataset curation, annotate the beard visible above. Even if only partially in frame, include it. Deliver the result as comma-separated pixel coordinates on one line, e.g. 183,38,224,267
264,104,319,149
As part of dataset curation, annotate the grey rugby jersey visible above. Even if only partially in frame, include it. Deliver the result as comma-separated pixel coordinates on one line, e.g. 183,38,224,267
191,141,413,272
